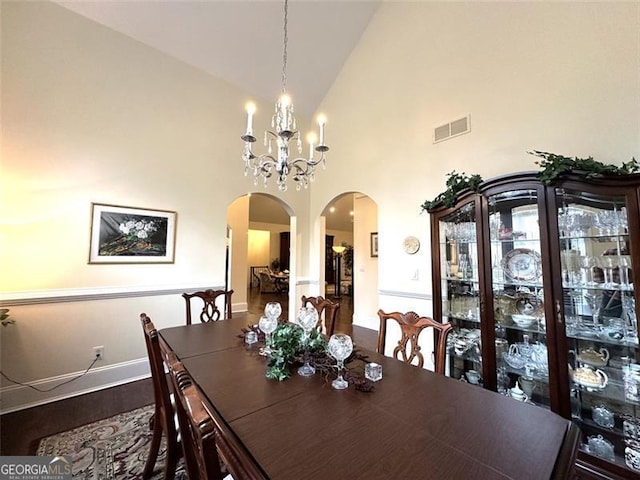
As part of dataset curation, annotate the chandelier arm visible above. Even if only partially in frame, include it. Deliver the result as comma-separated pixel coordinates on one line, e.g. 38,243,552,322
247,154,278,169
290,155,325,169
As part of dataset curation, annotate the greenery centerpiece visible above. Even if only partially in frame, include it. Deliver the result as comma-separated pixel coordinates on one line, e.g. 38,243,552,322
239,322,374,390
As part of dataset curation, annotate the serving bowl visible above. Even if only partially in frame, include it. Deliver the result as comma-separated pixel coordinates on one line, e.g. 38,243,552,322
511,314,537,328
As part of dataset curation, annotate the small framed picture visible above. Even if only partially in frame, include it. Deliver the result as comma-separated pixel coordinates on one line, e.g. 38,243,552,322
370,232,378,257
89,203,177,264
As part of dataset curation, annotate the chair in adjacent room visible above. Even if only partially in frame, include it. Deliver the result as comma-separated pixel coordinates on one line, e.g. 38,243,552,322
258,271,278,293
167,354,233,480
301,295,340,337
183,289,234,325
140,313,180,480
376,309,452,373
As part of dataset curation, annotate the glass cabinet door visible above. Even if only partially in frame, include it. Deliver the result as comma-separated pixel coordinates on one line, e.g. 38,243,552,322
438,202,482,384
556,188,639,474
487,189,552,410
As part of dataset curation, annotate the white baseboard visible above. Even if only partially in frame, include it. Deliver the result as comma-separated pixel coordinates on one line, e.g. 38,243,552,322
0,358,151,414
232,302,248,313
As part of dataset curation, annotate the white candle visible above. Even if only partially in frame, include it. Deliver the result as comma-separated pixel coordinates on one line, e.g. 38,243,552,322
307,133,317,158
246,102,256,135
317,114,326,145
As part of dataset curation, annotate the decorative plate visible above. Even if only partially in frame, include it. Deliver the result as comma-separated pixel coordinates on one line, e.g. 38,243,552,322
403,236,420,255
502,248,542,282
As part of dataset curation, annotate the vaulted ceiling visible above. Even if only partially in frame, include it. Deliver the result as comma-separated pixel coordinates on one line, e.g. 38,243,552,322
54,1,376,232
55,0,381,119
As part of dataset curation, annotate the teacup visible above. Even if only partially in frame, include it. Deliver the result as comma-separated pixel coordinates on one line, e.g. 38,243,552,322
519,376,535,398
465,369,481,385
626,446,640,471
508,381,528,402
624,418,640,442
454,339,468,356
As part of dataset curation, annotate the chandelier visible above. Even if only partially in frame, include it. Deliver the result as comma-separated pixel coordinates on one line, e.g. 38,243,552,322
241,0,329,192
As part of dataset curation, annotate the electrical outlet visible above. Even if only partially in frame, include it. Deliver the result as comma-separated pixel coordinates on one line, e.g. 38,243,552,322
93,346,104,360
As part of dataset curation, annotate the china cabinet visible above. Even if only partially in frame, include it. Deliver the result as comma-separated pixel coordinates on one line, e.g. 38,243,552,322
430,171,640,479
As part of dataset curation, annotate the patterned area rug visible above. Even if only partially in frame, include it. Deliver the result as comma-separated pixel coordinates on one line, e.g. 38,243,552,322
36,404,186,479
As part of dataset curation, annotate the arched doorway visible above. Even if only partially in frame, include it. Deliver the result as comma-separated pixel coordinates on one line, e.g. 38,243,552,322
226,193,295,318
320,192,378,333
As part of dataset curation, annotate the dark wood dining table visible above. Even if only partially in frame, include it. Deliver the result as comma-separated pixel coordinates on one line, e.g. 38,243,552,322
159,317,580,480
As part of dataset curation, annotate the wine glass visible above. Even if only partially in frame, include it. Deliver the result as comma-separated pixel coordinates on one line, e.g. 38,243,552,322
580,256,597,286
327,334,353,390
264,301,282,320
258,315,278,356
297,306,319,376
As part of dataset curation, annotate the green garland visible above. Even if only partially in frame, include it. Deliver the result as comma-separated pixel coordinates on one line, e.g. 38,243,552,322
421,151,639,212
528,150,639,185
420,171,483,212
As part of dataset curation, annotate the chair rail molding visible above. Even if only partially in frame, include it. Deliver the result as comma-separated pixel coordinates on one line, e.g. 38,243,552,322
378,289,432,301
0,284,225,307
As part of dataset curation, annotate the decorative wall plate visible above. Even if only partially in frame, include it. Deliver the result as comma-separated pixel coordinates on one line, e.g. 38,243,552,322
502,248,542,282
403,236,420,255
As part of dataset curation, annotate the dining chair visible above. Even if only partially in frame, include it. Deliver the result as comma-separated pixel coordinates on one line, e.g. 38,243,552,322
167,354,233,480
301,295,340,337
140,313,180,480
183,289,234,324
376,309,452,372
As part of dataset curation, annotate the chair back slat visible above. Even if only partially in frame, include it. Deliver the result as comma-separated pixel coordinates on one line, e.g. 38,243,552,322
301,295,340,337
183,289,234,325
377,309,452,373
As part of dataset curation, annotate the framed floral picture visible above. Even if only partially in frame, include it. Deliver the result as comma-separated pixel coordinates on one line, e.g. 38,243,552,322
89,203,177,264
370,232,378,257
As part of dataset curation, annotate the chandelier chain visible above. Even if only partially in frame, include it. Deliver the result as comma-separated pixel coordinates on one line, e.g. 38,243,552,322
241,0,329,192
281,0,288,94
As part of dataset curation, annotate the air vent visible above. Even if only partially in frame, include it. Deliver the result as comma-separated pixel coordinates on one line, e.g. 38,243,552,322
433,115,471,143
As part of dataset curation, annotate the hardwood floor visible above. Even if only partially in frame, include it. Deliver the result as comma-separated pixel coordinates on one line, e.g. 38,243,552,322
1,288,374,457
246,286,357,336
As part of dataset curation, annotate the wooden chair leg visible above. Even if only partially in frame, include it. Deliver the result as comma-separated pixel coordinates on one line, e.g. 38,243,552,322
142,417,162,479
163,441,179,480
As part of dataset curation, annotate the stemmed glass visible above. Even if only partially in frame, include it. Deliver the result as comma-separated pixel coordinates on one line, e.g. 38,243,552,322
327,334,353,390
297,306,319,376
264,301,282,320
580,256,597,286
258,315,278,356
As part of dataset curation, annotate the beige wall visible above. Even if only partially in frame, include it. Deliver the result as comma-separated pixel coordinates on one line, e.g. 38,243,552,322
1,1,638,411
0,2,309,412
311,0,639,325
